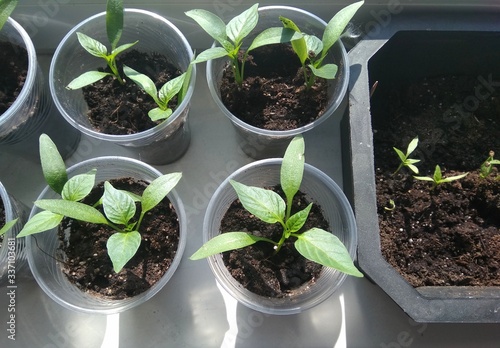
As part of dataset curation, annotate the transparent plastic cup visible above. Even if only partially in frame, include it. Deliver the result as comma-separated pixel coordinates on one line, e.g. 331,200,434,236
0,17,80,159
0,181,29,287
26,157,187,314
206,6,349,159
203,159,357,315
50,9,196,165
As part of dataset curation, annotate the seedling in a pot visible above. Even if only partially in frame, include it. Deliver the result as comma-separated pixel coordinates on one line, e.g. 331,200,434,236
479,150,500,179
414,165,468,189
279,0,364,89
66,0,138,89
185,4,302,86
17,134,182,273
190,135,363,278
0,0,17,31
123,63,192,121
393,136,420,175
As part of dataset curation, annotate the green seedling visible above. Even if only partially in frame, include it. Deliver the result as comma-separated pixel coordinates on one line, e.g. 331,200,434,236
190,135,363,278
279,0,364,89
0,218,18,237
384,199,396,211
66,0,137,89
17,134,182,273
0,0,17,31
479,150,500,179
414,165,468,189
393,136,420,175
186,4,302,86
123,63,192,121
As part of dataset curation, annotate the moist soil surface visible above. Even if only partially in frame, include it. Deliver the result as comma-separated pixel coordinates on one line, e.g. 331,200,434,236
81,50,181,135
372,75,500,287
57,177,180,299
220,186,328,298
0,42,28,114
220,44,329,131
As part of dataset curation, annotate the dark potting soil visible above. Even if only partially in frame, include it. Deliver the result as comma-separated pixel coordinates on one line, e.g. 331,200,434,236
57,177,180,299
81,49,182,135
372,75,500,287
220,186,328,298
0,42,28,114
220,44,329,131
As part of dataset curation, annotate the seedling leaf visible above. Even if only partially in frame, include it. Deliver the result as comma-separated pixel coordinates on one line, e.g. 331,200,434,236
107,231,141,273
35,199,108,225
0,218,18,236
308,63,338,80
77,32,108,58
106,0,123,50
39,133,68,194
17,211,63,238
185,9,228,46
103,182,136,226
247,27,302,52
0,0,17,32
294,228,363,277
66,71,112,90
61,169,96,202
285,203,312,233
190,232,271,260
230,180,285,224
226,3,259,45
142,173,182,214
281,135,305,210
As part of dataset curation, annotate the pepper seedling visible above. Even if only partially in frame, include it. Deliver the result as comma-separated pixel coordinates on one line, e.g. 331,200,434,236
393,136,420,175
190,135,363,278
279,0,364,89
479,150,500,179
123,63,193,121
66,0,137,89
0,0,17,31
185,4,302,86
17,134,182,273
414,165,468,189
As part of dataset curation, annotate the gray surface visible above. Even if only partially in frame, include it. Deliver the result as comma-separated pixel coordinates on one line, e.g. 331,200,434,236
1,1,500,347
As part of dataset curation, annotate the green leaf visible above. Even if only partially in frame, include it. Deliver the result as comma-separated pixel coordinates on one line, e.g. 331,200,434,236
178,61,193,104
148,108,172,121
103,182,136,226
309,63,338,79
285,203,312,233
17,211,63,238
192,47,229,64
247,27,302,52
0,218,18,236
226,3,259,46
142,173,182,214
39,134,68,194
407,164,419,174
294,228,363,277
322,0,364,56
107,231,141,273
77,32,108,58
158,73,186,106
281,135,305,208
106,0,123,50
185,9,229,47
35,199,108,225
111,41,138,57
433,165,443,182
230,180,285,224
440,172,469,183
413,176,435,182
304,34,323,58
393,147,406,163
407,136,419,155
123,65,158,102
190,232,271,260
279,16,307,65
0,0,17,32
66,71,112,90
61,169,96,202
